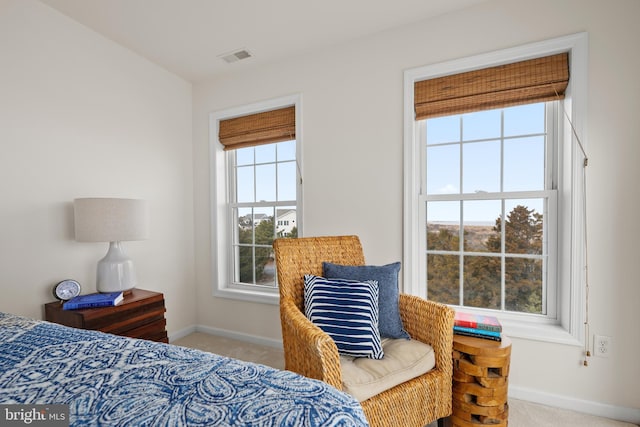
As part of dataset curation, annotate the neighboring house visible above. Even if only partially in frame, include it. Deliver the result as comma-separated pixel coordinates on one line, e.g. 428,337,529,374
252,213,269,226
276,209,296,237
238,213,270,229
237,210,296,237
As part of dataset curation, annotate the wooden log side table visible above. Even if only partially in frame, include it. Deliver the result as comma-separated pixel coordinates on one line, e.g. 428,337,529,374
451,334,512,427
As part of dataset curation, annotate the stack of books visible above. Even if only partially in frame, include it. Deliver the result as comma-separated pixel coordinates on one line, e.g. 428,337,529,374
454,311,502,341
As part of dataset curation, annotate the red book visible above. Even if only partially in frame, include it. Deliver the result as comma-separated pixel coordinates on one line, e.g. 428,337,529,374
454,311,502,333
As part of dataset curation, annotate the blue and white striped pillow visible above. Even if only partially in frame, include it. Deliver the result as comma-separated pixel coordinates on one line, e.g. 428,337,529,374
304,274,384,359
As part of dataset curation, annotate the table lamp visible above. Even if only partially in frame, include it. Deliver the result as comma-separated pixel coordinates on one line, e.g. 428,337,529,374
74,198,149,293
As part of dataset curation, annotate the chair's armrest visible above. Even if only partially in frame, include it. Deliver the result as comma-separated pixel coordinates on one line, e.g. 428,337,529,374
280,298,343,389
399,294,455,376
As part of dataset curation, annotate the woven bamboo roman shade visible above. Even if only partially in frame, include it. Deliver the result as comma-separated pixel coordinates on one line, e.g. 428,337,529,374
414,53,569,120
219,106,295,151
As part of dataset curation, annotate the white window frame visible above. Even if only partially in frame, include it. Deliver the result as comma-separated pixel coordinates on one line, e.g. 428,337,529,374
403,33,588,345
209,94,302,304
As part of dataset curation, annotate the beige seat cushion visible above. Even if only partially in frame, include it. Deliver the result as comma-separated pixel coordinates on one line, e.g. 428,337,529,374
340,338,436,402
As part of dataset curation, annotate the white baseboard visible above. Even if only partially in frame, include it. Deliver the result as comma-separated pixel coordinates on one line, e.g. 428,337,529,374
167,325,197,343
509,385,640,425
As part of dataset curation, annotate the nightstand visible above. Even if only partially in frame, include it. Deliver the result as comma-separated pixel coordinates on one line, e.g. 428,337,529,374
45,288,168,343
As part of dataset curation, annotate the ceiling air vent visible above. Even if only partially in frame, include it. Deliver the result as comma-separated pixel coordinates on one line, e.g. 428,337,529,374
219,49,252,64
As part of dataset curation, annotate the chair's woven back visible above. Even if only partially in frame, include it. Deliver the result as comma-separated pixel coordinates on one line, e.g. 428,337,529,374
273,235,365,310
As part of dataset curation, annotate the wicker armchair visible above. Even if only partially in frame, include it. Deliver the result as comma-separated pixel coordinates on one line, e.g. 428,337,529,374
273,235,455,427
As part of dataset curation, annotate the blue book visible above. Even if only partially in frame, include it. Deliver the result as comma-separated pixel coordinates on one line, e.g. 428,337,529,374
453,325,501,338
63,292,124,310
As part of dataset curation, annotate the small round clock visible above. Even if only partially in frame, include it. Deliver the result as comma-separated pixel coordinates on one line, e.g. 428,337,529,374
53,279,81,301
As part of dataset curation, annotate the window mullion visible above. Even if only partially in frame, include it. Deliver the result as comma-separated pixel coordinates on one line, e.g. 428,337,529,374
233,200,296,208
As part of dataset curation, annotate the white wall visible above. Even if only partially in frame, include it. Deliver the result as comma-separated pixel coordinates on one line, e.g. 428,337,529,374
0,0,196,333
193,0,640,419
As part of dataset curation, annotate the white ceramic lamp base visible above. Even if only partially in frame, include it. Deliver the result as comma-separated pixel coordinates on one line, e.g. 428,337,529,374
96,241,137,293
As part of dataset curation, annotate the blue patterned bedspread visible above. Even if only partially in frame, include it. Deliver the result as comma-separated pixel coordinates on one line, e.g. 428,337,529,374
0,312,368,426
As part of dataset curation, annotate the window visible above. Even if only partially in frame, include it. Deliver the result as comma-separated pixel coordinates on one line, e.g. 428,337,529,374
422,102,557,317
210,95,302,304
403,34,588,344
232,141,298,287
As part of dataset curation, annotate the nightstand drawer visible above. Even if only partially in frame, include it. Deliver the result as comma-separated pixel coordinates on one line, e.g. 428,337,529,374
124,318,168,342
93,302,165,334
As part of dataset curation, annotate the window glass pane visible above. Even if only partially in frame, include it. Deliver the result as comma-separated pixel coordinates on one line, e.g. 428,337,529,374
236,147,253,166
254,207,275,286
426,115,460,145
463,200,501,253
463,109,501,141
427,201,460,251
253,207,274,232
463,255,500,309
277,161,296,201
504,136,544,191
237,207,253,244
277,140,296,161
504,200,544,255
255,164,276,201
276,206,297,238
504,103,544,137
235,205,278,286
236,166,254,203
238,207,275,284
238,246,254,283
505,257,543,314
231,141,299,288
255,143,276,164
257,252,276,285
427,254,459,304
427,144,459,194
463,140,500,193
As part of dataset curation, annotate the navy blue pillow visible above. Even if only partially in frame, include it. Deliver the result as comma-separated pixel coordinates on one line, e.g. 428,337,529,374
323,262,410,339
304,275,384,359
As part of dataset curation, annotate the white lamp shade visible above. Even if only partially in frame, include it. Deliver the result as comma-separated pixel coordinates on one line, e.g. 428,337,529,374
74,198,149,242
73,198,148,293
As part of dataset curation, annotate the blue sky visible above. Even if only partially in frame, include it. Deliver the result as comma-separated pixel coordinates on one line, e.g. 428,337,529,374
425,103,546,224
236,140,296,204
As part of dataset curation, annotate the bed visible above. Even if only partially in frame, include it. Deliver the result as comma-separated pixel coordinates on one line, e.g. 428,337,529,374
0,312,368,426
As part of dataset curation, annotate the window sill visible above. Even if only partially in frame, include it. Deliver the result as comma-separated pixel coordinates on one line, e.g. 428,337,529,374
213,286,279,305
500,318,582,347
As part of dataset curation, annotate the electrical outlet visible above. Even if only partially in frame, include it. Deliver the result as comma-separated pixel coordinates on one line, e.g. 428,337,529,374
594,335,612,358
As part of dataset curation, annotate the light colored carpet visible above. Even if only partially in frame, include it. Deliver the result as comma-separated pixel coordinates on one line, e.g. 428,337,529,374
507,399,636,427
173,332,637,427
173,332,285,370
